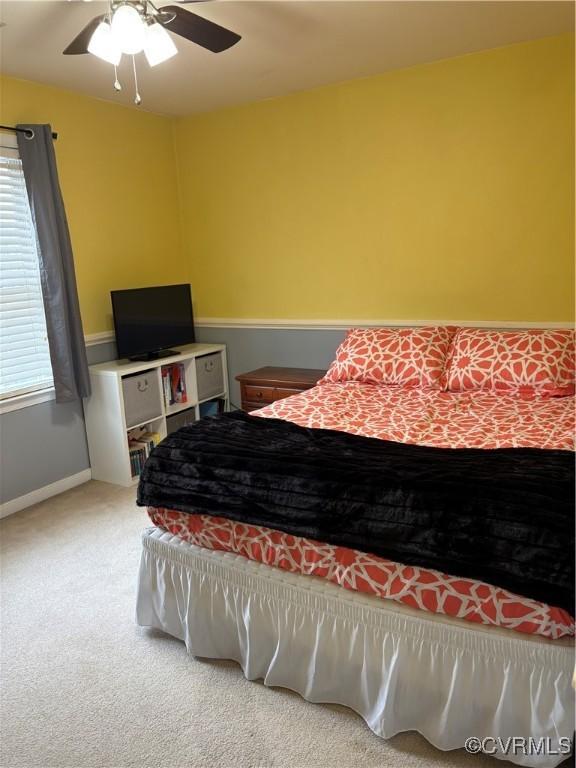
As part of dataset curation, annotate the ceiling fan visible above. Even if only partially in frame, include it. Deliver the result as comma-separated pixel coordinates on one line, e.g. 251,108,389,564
63,1,241,103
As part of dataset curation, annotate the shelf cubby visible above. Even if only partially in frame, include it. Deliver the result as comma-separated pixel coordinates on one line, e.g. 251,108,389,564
84,343,229,487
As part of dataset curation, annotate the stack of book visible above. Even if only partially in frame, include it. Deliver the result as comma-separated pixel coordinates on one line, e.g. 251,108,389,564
128,427,161,478
162,363,187,407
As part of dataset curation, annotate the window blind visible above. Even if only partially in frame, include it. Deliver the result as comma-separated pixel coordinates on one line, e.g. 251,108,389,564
0,151,53,399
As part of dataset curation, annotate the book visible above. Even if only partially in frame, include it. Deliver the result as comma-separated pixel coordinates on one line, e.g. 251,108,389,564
172,363,187,404
161,363,188,408
128,440,146,476
162,369,172,406
128,428,162,477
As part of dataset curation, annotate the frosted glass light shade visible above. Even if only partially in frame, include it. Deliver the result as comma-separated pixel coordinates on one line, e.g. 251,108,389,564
88,21,122,65
111,4,146,54
144,23,177,66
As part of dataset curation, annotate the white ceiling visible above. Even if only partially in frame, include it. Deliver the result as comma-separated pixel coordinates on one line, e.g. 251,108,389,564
0,0,573,116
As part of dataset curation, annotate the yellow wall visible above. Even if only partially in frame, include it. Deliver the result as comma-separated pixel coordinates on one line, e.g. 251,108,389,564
174,34,574,323
0,76,187,334
1,34,573,333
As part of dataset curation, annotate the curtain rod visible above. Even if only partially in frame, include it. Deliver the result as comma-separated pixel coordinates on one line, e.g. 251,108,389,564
0,125,58,140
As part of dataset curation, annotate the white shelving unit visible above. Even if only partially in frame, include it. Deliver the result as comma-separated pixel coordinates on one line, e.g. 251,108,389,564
84,343,228,487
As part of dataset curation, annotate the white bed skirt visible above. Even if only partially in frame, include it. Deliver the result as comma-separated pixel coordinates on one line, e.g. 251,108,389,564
136,528,574,768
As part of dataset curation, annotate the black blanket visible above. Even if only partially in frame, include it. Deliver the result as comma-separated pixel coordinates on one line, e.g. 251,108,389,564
137,411,575,613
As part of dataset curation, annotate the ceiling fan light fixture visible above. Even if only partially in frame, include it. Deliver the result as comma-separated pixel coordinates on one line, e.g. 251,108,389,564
111,4,146,55
87,21,122,65
144,22,177,67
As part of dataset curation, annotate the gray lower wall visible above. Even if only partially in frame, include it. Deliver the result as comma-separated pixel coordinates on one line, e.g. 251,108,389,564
0,398,89,502
195,327,345,407
0,341,117,504
0,329,343,504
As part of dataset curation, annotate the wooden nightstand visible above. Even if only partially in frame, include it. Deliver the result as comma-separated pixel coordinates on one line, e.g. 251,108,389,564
236,366,326,412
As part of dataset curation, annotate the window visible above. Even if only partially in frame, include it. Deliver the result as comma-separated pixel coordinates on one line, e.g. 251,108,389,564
0,137,53,400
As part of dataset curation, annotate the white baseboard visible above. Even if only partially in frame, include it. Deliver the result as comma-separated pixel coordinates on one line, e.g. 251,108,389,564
0,469,92,520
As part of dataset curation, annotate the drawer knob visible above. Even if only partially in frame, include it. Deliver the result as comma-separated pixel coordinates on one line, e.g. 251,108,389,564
257,391,263,398
137,379,149,392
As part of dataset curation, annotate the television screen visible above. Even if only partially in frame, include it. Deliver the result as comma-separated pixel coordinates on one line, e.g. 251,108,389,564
111,284,195,360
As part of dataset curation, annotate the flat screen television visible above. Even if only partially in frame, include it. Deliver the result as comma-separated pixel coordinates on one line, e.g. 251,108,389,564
111,284,195,361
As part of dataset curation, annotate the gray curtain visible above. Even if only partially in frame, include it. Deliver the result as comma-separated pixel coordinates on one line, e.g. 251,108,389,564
17,124,90,402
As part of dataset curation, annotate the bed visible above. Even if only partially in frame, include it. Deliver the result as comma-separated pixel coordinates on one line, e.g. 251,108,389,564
135,327,575,767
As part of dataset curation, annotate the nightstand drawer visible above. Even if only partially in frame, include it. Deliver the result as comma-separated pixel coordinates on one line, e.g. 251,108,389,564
243,385,302,403
236,367,326,414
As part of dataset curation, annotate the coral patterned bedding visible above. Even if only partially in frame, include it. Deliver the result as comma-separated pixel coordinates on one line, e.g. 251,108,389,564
147,383,575,640
255,382,575,451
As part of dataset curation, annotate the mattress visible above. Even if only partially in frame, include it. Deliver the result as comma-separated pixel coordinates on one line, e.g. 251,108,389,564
148,506,574,639
145,384,575,640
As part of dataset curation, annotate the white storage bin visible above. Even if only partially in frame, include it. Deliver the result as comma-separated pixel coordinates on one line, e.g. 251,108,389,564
195,353,224,400
122,371,162,428
166,407,197,435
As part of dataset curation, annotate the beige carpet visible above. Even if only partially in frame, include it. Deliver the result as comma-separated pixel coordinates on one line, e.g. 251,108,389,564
0,480,505,768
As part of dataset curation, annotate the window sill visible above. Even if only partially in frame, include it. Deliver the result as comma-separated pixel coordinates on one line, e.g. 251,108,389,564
0,387,56,415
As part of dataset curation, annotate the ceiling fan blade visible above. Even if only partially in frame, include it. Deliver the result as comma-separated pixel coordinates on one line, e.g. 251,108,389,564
158,6,240,53
63,14,105,54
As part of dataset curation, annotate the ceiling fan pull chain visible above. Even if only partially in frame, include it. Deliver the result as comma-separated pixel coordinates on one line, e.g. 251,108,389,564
113,64,122,92
132,54,142,105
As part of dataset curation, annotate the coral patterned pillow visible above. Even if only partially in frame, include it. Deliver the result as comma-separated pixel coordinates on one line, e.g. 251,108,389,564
446,329,575,396
319,327,455,389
